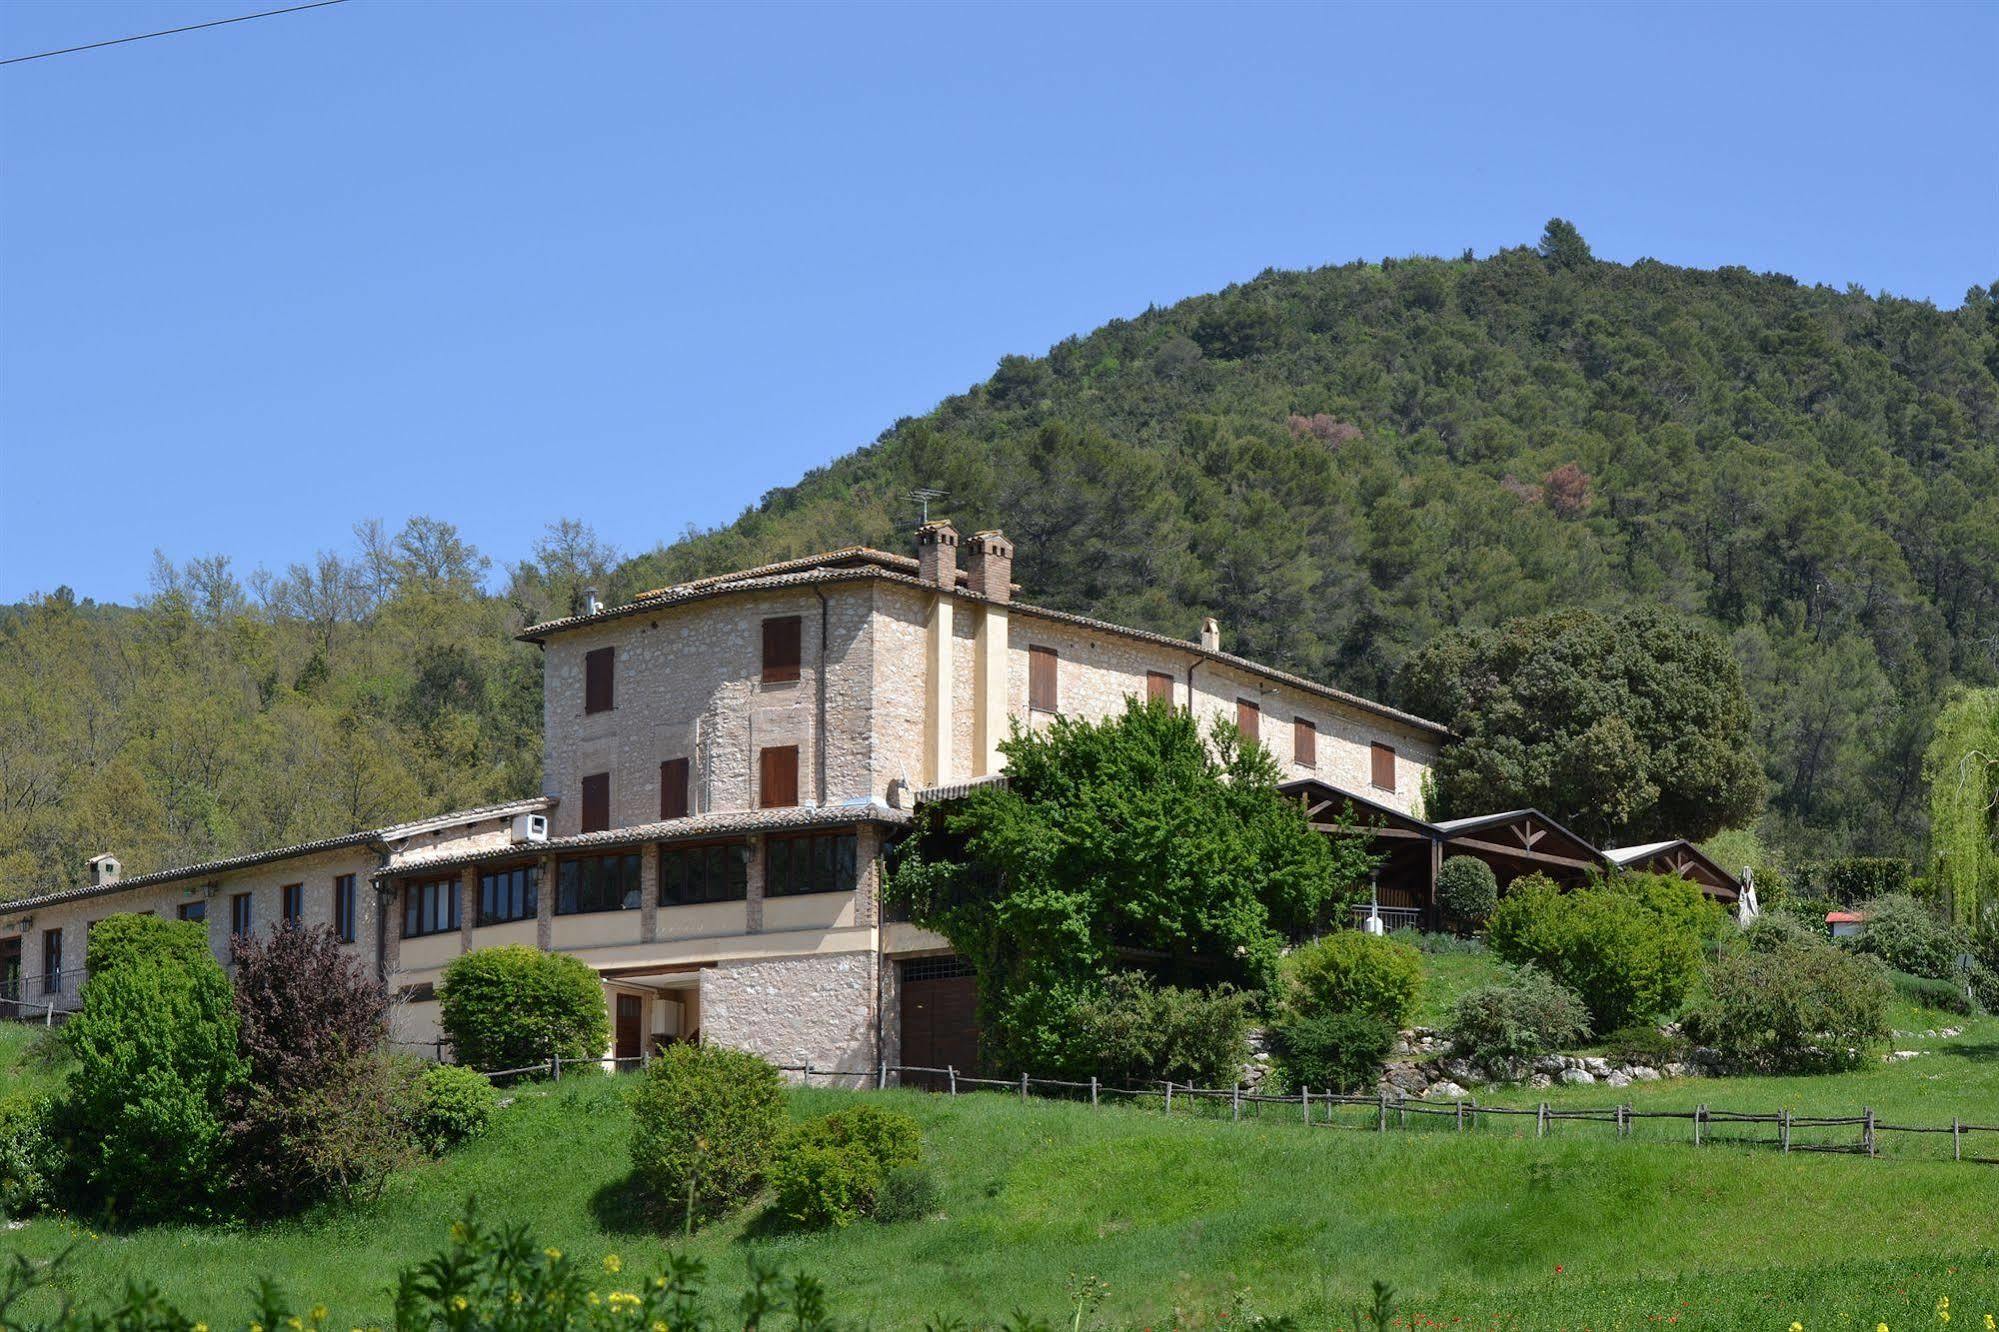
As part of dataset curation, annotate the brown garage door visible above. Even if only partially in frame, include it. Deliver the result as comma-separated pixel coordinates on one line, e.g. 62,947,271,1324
899,955,978,1090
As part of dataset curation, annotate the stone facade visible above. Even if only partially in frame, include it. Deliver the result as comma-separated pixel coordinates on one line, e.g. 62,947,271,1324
699,950,880,1076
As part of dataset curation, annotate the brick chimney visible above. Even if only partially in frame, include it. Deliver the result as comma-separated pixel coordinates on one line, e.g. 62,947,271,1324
88,853,121,887
1200,616,1221,651
964,530,1014,602
915,522,960,586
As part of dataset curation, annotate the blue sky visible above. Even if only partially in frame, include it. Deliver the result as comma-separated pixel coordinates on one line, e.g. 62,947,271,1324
2,0,1993,605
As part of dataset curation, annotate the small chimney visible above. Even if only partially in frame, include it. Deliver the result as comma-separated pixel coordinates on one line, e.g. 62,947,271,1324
582,586,603,616
88,853,121,887
1200,617,1221,652
964,530,1014,602
915,522,960,587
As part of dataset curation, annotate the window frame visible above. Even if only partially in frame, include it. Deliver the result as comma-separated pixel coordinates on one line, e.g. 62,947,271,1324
42,928,62,995
659,757,690,820
1236,697,1260,742
333,874,357,943
658,839,751,908
1294,717,1317,768
281,882,304,925
402,876,462,939
1370,742,1398,792
1145,670,1175,705
761,615,802,684
178,899,207,924
555,852,644,916
1028,645,1058,712
230,891,254,939
584,645,615,714
758,745,799,809
764,830,860,899
477,863,540,926
581,771,611,833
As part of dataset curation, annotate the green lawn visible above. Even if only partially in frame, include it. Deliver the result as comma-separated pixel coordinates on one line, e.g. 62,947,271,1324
1407,943,1508,1027
12,1021,1999,1331
0,1020,68,1101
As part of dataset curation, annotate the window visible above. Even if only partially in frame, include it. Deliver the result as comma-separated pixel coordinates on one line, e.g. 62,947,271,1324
1029,645,1058,712
281,883,303,924
762,616,801,684
660,757,690,820
402,877,460,938
1371,742,1398,792
333,875,357,942
584,646,614,714
660,841,750,906
765,832,859,898
581,772,610,833
759,745,799,809
557,852,643,915
1146,670,1174,705
42,929,62,995
178,899,207,923
231,892,254,938
478,864,538,925
1236,698,1260,742
1294,717,1316,768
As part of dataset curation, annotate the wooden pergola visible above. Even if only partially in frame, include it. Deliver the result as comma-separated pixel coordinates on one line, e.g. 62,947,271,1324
1283,779,1739,929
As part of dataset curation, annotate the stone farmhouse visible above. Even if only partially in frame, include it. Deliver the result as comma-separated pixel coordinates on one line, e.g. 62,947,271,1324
0,523,1736,1078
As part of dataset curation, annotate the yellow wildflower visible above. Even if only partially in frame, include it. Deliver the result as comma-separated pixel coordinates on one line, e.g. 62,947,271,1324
311,1307,328,1325
251,1323,265,1332
587,1292,602,1307
510,1291,524,1306
1984,1316,1994,1332
544,1247,563,1263
450,1297,468,1313
193,1324,209,1332
288,1317,304,1331
1792,1324,1803,1332
603,1253,623,1275
652,1323,669,1332
450,1222,469,1243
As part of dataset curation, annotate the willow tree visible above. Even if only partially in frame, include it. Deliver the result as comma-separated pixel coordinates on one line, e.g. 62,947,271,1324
1926,688,1999,926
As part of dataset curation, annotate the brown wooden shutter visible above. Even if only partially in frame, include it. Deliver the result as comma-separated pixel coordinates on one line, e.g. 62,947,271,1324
1371,742,1397,791
659,757,690,820
762,616,802,683
759,745,799,808
584,647,614,714
581,772,610,832
1146,671,1174,704
1236,698,1259,741
1294,717,1316,767
1029,645,1058,711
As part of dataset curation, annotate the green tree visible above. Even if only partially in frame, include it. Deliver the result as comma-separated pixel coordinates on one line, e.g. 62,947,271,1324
1397,607,1766,843
1537,217,1594,270
887,699,1375,1073
1926,688,1999,925
437,945,611,1070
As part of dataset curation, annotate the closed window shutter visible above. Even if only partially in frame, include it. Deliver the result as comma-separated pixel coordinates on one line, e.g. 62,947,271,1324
660,757,690,820
762,617,802,683
1146,671,1174,704
581,772,610,832
585,647,614,714
1236,698,1259,741
1029,646,1058,711
1371,742,1397,791
1294,718,1316,767
759,746,799,808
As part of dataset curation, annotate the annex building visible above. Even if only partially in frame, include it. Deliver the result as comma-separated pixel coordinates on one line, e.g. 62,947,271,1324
0,524,1736,1077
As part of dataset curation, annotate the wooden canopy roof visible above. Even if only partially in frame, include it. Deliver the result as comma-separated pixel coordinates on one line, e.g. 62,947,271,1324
1603,839,1741,901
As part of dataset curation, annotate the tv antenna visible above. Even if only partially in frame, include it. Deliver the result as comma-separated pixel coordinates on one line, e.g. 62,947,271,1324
907,488,949,525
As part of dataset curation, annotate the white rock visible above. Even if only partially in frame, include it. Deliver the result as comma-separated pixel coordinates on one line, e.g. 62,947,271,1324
1426,1081,1468,1100
1559,1068,1596,1085
1628,1066,1661,1082
1529,1073,1553,1089
1605,1070,1632,1087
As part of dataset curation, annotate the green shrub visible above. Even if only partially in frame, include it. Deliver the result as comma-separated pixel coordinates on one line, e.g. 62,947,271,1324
1282,932,1423,1028
873,1163,941,1224
1058,972,1255,1086
1744,912,1823,952
438,945,611,1071
1270,1010,1397,1093
1846,894,1964,981
769,1104,922,1229
1435,857,1499,927
1486,873,1716,1031
629,1043,785,1226
0,1093,58,1219
1594,1023,1679,1064
405,1062,501,1155
1443,967,1591,1065
1792,857,1913,905
1888,969,1973,1016
1970,962,1999,1015
1684,935,1891,1072
55,916,246,1222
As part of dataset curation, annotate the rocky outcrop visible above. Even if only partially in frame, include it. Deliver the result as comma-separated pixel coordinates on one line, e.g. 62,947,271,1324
1373,1027,1721,1099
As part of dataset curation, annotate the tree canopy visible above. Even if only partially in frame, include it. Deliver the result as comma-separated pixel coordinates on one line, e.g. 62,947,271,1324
1926,687,1999,924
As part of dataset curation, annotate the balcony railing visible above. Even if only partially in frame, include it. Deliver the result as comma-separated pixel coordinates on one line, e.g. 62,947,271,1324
1348,904,1424,933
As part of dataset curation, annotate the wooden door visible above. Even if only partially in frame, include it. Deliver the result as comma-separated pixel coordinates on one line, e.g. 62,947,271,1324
614,994,642,1063
0,937,19,1015
899,957,979,1091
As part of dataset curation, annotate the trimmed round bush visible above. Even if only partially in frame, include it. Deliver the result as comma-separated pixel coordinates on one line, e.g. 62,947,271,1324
768,1104,922,1229
1059,972,1255,1087
1270,1010,1397,1093
404,1062,501,1155
630,1043,786,1226
1282,931,1423,1028
1486,873,1715,1031
1444,967,1590,1065
1684,935,1891,1072
1435,856,1499,927
438,945,611,1071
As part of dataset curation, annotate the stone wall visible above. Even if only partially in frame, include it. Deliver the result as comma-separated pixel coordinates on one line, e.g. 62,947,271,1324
699,949,880,1074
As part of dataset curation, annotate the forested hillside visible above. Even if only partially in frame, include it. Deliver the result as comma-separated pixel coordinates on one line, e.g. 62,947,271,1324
3,222,1995,898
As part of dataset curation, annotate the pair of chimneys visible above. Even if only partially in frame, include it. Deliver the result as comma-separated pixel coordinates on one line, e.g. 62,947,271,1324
88,853,121,886
915,523,1014,603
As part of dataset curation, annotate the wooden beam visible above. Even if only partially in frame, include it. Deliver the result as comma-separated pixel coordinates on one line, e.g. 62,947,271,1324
1445,836,1601,871
1313,824,1430,841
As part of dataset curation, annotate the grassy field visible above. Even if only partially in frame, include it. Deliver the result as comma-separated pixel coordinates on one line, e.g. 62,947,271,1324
9,1006,1999,1331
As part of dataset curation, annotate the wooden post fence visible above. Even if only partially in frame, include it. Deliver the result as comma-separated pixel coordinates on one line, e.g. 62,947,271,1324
1378,1091,1388,1133
947,1065,957,1096
1536,1101,1547,1138
1864,1106,1875,1157
1781,1108,1790,1154
1089,1075,1098,1107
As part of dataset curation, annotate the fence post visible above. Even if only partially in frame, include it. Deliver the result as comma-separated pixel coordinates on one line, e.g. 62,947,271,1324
1398,1092,1407,1131
1467,1096,1476,1131
877,1060,887,1091
803,1060,812,1088
1019,1071,1028,1102
552,1050,561,1083
1455,1100,1464,1133
1781,1108,1790,1154
1378,1091,1388,1133
1089,1075,1097,1108
1536,1101,1547,1139
1232,1084,1241,1122
1953,1117,1962,1162
1693,1104,1704,1148
1864,1106,1875,1158
947,1065,957,1096
642,1043,651,1073
1164,1081,1173,1115
1301,1086,1310,1125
